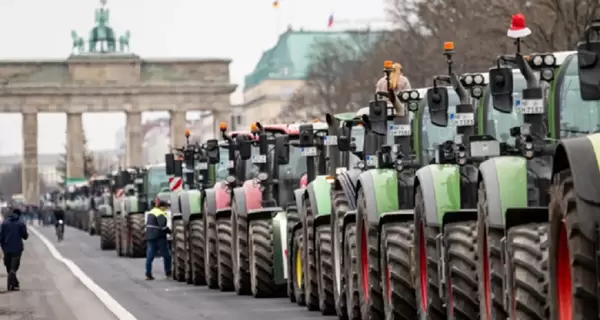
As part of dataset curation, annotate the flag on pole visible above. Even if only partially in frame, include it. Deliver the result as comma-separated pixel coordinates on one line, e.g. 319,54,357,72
327,14,334,28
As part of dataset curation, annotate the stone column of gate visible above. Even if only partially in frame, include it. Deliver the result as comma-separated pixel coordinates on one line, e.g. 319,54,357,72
126,112,143,167
170,111,187,149
66,112,85,181
21,112,39,205
212,110,230,139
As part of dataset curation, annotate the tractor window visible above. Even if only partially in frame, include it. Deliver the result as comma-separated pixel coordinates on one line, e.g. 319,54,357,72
486,73,526,145
215,146,230,181
246,146,261,179
280,138,307,181
558,56,600,137
146,166,168,200
421,91,460,163
349,126,365,168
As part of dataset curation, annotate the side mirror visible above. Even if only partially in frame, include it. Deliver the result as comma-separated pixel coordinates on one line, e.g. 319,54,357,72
489,66,514,113
299,124,314,147
367,99,387,134
173,160,183,177
236,135,252,160
206,139,220,164
338,136,350,151
426,87,449,127
578,20,600,100
275,135,290,165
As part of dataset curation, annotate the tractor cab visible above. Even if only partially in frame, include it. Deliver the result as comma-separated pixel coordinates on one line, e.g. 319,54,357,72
219,125,254,193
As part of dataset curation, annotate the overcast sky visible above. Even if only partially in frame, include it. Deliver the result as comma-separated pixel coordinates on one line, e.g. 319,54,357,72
0,0,387,155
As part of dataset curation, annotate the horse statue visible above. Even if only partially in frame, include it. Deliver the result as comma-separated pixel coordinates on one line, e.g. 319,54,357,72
119,31,131,52
71,31,85,54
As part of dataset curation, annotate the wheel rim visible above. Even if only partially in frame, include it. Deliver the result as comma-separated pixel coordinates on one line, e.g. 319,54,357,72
360,220,369,300
557,220,572,320
482,229,492,319
419,221,427,311
296,246,303,287
386,264,391,303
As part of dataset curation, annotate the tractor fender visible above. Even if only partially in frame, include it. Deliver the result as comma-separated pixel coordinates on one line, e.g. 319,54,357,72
180,190,203,224
232,187,248,219
179,191,191,224
336,169,362,210
357,169,399,226
414,164,461,227
307,176,332,227
170,192,182,215
204,188,218,216
124,196,140,215
242,180,262,212
214,181,232,210
552,135,600,205
293,187,306,222
272,211,288,284
478,156,528,229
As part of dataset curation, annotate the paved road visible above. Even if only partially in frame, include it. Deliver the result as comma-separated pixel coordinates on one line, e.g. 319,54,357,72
35,225,335,320
0,226,117,320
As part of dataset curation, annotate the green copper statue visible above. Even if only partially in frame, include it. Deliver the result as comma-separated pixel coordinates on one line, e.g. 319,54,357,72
70,0,131,54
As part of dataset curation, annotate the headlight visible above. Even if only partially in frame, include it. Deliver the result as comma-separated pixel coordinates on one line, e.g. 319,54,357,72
544,54,555,66
408,102,419,112
401,92,410,101
474,74,484,85
357,161,365,170
532,55,543,66
541,69,554,81
257,172,268,181
463,75,473,85
226,175,236,184
410,90,419,100
395,159,403,172
471,86,483,98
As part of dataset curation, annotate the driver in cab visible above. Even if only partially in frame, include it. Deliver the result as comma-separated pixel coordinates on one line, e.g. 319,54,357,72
375,62,411,116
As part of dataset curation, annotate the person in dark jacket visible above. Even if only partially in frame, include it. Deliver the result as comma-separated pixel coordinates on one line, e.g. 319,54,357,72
0,208,29,291
145,200,172,280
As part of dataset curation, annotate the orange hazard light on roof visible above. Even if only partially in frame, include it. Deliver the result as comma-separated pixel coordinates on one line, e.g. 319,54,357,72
443,41,454,51
383,60,393,68
219,122,227,131
184,129,191,137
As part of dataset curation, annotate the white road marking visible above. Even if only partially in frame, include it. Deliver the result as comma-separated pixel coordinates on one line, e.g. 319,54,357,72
30,226,137,320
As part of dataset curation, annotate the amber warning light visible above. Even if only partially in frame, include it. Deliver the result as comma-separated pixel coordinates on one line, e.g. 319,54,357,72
383,60,393,68
444,41,454,51
250,123,258,132
184,129,191,137
219,122,227,131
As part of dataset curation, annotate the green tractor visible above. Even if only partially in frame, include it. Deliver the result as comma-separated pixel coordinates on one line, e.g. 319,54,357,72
88,175,111,236
115,168,148,257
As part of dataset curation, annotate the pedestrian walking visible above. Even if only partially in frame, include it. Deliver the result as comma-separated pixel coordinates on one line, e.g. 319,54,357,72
145,200,172,280
0,208,29,291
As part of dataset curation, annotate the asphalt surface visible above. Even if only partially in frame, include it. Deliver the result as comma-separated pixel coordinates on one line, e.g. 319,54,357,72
0,225,117,320
35,224,336,320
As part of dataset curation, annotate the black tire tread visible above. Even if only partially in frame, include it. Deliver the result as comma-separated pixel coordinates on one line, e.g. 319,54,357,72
130,214,146,258
100,217,116,250
316,225,335,315
304,198,319,310
189,219,206,286
205,214,219,289
331,189,349,319
249,219,276,297
174,219,186,282
344,223,360,320
217,217,235,291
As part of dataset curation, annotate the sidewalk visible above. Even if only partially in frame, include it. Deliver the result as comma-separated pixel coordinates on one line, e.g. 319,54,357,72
0,227,117,320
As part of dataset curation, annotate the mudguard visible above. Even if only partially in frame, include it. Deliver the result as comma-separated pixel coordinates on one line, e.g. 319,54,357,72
123,196,140,214
414,164,461,227
204,188,218,216
357,169,399,225
307,176,332,227
293,188,306,225
180,190,202,224
478,156,528,229
232,187,247,218
272,211,288,285
170,191,182,217
214,181,231,210
335,169,361,210
242,180,262,213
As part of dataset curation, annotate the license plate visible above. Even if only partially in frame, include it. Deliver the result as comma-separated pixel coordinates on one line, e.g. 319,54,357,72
389,124,411,136
366,155,378,167
324,136,337,145
252,155,266,163
182,168,193,173
451,113,475,126
520,99,544,114
197,162,208,170
301,147,318,156
134,178,143,184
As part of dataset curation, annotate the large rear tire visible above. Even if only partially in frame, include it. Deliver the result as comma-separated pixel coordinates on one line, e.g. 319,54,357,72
248,219,276,298
232,200,251,295
115,217,124,257
316,224,335,315
204,214,219,289
444,222,478,319
217,217,235,291
343,222,361,320
548,169,598,319
414,187,445,320
303,198,319,310
130,214,146,258
291,227,306,306
287,207,299,303
189,218,206,286
507,223,548,319
379,222,416,320
173,219,186,282
100,217,116,250
331,189,349,319
476,181,507,320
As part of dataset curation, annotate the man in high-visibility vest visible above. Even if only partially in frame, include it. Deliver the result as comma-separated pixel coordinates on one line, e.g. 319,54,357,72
145,199,172,280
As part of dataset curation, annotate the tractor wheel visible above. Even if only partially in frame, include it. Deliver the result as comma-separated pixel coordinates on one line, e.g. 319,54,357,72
287,207,299,303
316,224,335,315
549,169,598,319
343,222,361,320
130,214,146,258
303,198,319,310
506,223,548,319
414,187,445,319
444,222,478,319
357,190,383,320
379,222,416,320
100,217,116,250
476,181,507,320
204,214,219,289
248,219,276,297
189,219,206,286
217,217,235,291
331,189,349,319
291,227,306,306
173,219,187,282
115,217,124,257
232,200,251,295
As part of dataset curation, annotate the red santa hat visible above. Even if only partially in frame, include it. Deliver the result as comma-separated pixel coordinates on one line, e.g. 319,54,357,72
507,13,531,38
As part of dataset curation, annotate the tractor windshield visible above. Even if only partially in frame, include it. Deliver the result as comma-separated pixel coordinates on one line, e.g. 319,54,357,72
486,73,526,145
349,126,365,168
558,55,600,137
280,137,307,181
215,146,230,181
146,165,169,200
421,90,460,163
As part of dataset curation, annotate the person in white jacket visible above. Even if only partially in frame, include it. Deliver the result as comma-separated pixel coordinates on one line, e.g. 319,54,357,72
375,62,411,116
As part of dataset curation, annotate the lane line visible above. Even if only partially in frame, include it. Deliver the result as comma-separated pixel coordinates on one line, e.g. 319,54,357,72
30,226,138,320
